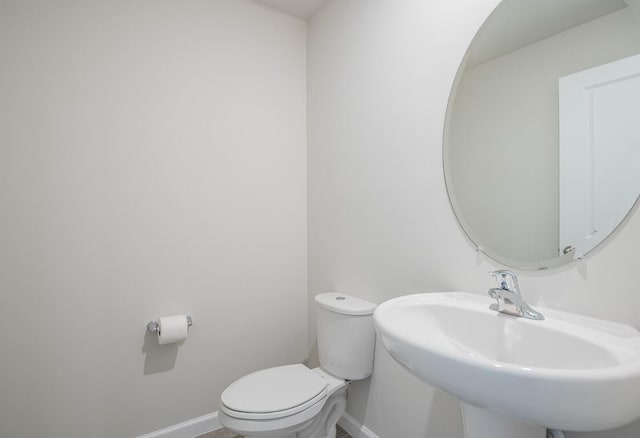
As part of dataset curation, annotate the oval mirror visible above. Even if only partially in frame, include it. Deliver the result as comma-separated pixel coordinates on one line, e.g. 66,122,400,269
444,0,640,269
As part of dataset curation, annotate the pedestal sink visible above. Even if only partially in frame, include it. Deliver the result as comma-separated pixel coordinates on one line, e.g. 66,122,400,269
373,292,640,438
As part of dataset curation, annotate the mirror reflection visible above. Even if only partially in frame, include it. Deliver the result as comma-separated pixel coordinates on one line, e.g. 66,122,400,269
444,0,640,269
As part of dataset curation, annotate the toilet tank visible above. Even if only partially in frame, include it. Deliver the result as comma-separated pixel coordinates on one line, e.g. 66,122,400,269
314,293,377,381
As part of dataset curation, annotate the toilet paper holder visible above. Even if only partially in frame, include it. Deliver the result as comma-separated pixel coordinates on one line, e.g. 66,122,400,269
147,316,192,333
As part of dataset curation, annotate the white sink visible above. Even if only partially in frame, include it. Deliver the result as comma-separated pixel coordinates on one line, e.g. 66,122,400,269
374,292,640,435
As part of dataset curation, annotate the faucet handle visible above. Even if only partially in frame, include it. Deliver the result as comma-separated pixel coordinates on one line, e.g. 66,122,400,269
489,269,516,278
489,270,520,292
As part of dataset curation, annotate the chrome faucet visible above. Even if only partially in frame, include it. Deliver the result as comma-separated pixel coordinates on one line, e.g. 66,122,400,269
488,270,544,320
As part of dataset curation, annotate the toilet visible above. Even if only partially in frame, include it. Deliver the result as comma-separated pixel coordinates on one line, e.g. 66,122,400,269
218,293,377,438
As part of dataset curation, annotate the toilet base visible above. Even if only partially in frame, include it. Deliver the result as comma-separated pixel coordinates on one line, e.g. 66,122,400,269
298,386,346,438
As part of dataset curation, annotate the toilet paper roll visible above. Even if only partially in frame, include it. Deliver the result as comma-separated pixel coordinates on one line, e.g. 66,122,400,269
157,315,189,345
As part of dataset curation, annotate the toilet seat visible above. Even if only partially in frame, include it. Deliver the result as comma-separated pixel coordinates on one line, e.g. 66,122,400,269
220,364,329,420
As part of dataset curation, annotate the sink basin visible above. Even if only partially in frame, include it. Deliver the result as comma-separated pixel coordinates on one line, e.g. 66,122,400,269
374,292,640,432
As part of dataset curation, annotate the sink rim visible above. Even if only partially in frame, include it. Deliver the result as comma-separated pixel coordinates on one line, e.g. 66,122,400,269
373,291,640,431
374,292,640,379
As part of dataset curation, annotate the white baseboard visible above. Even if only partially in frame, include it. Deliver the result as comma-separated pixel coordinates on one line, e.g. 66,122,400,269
136,411,220,438
136,410,377,438
338,412,379,438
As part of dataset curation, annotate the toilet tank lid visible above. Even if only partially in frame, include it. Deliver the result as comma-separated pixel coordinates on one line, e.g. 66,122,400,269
314,293,377,316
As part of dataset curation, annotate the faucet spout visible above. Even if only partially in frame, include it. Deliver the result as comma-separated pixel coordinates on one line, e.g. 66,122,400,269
488,270,544,320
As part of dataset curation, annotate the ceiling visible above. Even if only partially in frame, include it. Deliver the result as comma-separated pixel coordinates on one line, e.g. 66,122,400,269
250,0,633,61
252,0,330,19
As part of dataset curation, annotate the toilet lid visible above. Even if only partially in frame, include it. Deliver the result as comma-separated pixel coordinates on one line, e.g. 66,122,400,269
220,364,328,419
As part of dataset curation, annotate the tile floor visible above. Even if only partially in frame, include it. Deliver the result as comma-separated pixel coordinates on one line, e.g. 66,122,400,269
197,424,352,438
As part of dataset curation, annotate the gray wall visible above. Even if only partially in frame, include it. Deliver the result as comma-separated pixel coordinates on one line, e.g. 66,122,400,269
308,1,640,437
4,0,640,437
0,1,308,436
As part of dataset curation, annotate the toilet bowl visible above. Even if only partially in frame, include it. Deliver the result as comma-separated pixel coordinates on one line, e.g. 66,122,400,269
219,365,346,438
219,293,377,438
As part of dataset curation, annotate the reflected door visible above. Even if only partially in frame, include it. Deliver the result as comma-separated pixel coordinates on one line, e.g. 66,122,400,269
559,53,640,258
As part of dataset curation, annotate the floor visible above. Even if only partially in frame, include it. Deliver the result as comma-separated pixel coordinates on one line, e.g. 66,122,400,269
197,424,352,438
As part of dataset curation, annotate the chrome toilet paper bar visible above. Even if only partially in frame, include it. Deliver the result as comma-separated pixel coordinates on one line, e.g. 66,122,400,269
147,316,192,333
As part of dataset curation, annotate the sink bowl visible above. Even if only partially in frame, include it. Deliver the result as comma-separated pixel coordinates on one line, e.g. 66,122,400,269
374,292,640,432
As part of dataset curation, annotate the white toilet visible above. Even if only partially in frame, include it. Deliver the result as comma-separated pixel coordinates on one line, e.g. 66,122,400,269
219,293,377,438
